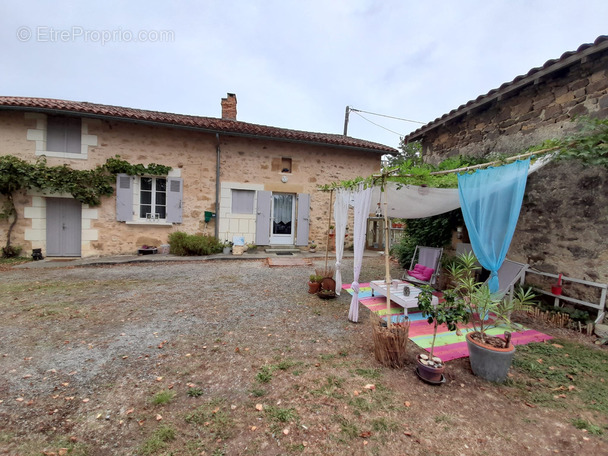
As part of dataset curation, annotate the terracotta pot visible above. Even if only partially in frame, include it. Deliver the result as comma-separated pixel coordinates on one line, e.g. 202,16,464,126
308,282,321,294
466,332,515,383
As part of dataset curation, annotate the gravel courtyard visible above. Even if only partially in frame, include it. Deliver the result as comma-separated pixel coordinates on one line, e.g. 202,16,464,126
1,256,606,456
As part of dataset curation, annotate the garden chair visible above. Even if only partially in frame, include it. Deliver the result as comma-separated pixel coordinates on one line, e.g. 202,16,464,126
401,246,443,287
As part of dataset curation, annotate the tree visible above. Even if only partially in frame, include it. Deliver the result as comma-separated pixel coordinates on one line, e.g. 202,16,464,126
383,140,423,169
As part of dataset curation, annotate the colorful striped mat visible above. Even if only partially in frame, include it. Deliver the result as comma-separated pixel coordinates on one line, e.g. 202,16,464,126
343,282,553,361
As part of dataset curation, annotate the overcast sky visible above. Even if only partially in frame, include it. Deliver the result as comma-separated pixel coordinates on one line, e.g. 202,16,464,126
2,0,607,149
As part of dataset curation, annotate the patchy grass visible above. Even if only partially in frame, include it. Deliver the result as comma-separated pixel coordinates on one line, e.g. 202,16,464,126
511,339,608,437
138,425,176,455
151,390,176,406
185,398,235,440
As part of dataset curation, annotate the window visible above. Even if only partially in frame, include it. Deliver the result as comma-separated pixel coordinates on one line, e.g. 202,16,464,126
140,177,167,219
281,157,292,173
232,189,255,214
47,115,81,154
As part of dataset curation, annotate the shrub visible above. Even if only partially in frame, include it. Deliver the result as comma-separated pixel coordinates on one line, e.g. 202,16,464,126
168,231,223,256
1,244,23,258
168,231,188,256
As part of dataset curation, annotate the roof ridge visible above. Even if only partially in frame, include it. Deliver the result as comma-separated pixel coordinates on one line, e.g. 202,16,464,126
0,96,397,153
405,35,608,140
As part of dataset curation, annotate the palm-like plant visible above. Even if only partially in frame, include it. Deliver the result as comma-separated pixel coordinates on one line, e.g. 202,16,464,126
447,252,536,345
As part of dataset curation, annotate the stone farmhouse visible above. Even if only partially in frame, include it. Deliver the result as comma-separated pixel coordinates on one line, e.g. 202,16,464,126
0,94,395,257
404,36,608,284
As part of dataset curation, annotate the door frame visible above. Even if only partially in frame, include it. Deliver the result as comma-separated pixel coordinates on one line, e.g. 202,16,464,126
270,192,295,245
46,198,82,257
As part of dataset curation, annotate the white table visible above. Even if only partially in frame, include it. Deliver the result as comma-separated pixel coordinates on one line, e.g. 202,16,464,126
369,280,438,315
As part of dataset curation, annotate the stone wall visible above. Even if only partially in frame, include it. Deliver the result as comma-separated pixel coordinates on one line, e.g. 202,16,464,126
418,51,608,289
0,111,380,256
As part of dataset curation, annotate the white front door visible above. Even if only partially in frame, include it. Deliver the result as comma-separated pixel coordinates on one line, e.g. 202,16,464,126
270,193,295,245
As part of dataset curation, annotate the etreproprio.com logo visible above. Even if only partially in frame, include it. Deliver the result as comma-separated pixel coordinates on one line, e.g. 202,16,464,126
17,26,175,45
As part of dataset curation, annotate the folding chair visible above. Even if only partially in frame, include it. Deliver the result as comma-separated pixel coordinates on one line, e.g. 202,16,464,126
402,246,443,287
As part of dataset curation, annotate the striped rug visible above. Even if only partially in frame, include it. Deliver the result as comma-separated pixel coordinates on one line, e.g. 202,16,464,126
343,282,553,361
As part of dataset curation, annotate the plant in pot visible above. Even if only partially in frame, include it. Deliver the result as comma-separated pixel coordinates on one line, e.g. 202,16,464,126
308,274,323,294
309,243,317,253
416,286,469,384
448,252,536,383
222,240,233,254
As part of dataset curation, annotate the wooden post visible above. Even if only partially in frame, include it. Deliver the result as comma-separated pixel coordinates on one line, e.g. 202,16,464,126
383,184,392,327
324,189,333,275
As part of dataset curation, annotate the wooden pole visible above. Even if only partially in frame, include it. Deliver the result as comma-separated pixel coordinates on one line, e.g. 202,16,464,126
383,182,392,327
324,189,333,275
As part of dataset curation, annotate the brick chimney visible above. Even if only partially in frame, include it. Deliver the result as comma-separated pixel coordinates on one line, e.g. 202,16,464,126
221,93,237,120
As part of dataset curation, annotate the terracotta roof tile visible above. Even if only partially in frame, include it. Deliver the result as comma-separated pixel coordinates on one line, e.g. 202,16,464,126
405,35,608,141
0,96,396,154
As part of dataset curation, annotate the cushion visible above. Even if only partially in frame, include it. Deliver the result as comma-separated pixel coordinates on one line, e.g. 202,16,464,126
407,270,426,280
419,266,435,282
413,263,425,272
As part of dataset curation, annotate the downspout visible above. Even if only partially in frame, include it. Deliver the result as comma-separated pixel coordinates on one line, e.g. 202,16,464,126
215,133,221,238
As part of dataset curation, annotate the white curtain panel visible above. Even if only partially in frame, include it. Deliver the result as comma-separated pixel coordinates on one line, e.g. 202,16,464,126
333,188,350,295
348,183,373,322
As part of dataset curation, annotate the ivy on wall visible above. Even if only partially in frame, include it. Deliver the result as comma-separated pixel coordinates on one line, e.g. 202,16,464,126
0,154,172,257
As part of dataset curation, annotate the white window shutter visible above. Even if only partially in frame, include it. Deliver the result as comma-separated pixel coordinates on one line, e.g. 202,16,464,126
116,174,133,222
166,177,183,223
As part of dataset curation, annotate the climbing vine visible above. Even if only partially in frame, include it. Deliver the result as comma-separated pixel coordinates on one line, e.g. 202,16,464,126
320,116,608,192
0,154,172,257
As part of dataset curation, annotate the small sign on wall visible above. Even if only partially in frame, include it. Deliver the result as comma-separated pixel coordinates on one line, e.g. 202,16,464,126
232,236,245,246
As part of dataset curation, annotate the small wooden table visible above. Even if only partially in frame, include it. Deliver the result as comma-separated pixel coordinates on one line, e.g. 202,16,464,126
369,280,438,316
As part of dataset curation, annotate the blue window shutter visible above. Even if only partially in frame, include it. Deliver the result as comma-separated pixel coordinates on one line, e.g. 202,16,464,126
255,191,272,245
296,193,310,246
116,174,133,222
166,177,183,223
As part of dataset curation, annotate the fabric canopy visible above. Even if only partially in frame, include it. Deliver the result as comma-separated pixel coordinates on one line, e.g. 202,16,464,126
369,154,553,219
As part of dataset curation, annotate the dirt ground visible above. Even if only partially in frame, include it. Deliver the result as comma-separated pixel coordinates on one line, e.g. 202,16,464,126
0,256,607,456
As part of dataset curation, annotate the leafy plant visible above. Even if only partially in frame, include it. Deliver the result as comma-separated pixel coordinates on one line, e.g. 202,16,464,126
309,274,323,283
168,231,223,256
417,286,469,359
447,252,537,345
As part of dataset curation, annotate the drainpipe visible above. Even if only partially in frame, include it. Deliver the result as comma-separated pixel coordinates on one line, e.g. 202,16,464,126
215,133,221,238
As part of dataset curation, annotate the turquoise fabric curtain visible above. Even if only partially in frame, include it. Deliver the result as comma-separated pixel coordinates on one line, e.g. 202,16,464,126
457,159,530,293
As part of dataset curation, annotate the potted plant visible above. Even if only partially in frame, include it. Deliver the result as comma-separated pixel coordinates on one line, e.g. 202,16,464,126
246,243,258,253
416,287,469,384
222,240,233,255
308,274,323,294
309,243,317,253
328,225,335,236
448,252,536,383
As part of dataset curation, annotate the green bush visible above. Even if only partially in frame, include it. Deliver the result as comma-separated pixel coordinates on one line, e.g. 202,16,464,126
168,231,223,256
391,209,462,268
168,231,188,256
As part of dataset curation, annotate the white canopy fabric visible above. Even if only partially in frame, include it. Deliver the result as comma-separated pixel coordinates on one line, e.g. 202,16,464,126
369,154,553,219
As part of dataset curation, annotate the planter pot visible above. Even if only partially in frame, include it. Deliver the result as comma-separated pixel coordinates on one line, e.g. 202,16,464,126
551,285,562,295
416,355,445,384
222,247,231,254
308,282,321,294
466,332,515,383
